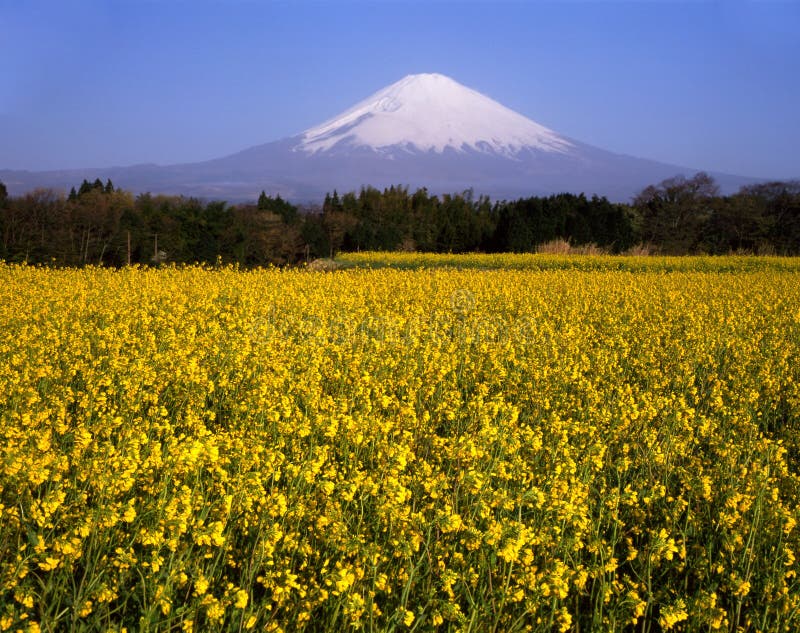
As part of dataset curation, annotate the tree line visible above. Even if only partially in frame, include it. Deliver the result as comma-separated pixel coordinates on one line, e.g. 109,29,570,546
0,173,798,266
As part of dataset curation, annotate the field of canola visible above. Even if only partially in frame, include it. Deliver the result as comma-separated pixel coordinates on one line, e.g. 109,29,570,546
1,255,799,632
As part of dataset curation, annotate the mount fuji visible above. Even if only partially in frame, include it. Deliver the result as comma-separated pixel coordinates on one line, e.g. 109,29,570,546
1,73,754,201
297,73,574,157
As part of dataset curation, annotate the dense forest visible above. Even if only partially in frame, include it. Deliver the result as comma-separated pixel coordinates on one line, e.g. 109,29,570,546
0,173,798,266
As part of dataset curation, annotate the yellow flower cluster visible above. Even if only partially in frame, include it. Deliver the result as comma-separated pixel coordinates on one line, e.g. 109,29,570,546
1,256,799,632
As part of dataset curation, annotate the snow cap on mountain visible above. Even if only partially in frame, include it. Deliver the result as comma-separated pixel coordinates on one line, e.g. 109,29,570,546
298,73,573,156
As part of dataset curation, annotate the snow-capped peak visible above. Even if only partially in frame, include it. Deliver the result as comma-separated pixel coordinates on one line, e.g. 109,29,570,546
297,73,573,156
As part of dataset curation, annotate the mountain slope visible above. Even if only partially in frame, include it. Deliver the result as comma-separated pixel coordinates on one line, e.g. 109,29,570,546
297,73,573,156
0,73,757,201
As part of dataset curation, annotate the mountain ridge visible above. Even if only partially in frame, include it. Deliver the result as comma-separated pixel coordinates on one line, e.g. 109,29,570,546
1,73,759,202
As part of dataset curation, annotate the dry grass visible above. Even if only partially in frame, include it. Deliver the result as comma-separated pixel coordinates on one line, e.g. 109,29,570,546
622,243,655,256
305,258,342,271
535,239,606,255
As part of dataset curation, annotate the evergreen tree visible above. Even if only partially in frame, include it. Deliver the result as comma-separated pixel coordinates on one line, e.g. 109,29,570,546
257,191,298,224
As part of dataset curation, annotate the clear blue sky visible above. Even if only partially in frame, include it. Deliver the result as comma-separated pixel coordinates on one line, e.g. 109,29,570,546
2,0,799,180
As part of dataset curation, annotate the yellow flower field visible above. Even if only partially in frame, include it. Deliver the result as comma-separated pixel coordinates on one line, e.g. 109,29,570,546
1,256,799,632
